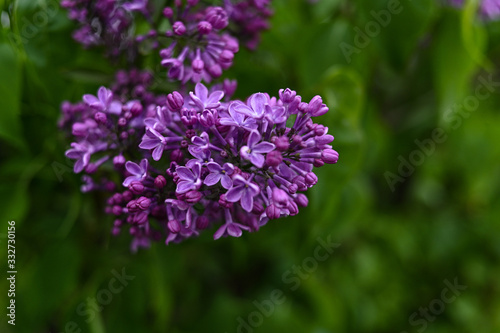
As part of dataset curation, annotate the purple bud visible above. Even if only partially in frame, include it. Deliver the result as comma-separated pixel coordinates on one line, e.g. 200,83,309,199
154,175,167,189
288,183,298,194
288,201,299,216
307,95,329,117
130,102,143,116
295,194,309,207
279,88,297,104
272,188,289,208
185,190,202,204
122,190,133,202
219,50,234,63
170,149,183,163
129,181,145,194
112,193,123,204
197,21,212,34
136,196,151,210
219,194,233,208
314,124,327,136
272,136,290,151
163,7,173,18
313,159,324,168
305,172,318,186
167,91,184,111
206,7,228,29
266,204,280,219
72,122,87,136
298,102,308,113
266,150,282,167
172,21,186,35
196,216,209,229
192,58,204,73
113,155,126,167
94,112,107,124
292,176,307,192
207,64,222,77
322,149,339,164
118,117,127,126
168,219,181,233
112,205,122,216
316,134,334,145
112,227,121,236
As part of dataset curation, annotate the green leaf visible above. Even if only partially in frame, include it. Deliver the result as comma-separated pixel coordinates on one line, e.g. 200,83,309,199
0,40,24,147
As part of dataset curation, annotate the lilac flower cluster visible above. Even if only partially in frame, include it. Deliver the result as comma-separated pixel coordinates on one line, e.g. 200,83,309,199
61,0,135,56
225,0,273,50
62,0,273,83
448,0,500,19
60,0,339,251
62,78,338,250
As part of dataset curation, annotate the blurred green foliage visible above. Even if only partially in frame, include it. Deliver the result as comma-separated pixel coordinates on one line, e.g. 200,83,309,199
1,0,500,332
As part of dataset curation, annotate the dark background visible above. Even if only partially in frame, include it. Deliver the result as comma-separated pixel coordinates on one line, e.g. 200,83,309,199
1,0,500,332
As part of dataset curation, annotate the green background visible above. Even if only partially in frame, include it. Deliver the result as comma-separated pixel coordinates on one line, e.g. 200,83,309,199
1,0,500,332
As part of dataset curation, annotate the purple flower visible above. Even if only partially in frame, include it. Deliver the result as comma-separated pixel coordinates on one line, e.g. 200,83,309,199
232,93,268,119
123,159,148,187
204,162,234,189
225,175,260,212
220,103,258,130
240,131,275,168
189,83,225,110
65,141,107,173
83,87,122,114
175,163,202,193
138,127,183,161
213,209,250,239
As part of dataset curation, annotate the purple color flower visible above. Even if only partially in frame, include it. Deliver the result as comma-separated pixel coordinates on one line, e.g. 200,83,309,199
240,131,275,168
175,163,202,193
204,162,234,189
232,93,268,119
83,87,122,114
225,175,260,212
189,83,224,110
123,159,148,187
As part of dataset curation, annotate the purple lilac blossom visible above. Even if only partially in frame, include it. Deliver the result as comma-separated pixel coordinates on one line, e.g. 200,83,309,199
63,81,339,250
62,1,273,79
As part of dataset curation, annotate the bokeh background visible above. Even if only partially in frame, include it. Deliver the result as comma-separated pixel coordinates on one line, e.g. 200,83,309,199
1,0,500,332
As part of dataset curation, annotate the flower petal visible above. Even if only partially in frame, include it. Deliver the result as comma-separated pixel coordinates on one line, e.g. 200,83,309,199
249,93,267,118
204,173,221,186
126,161,142,175
240,189,254,212
176,167,195,181
176,180,195,194
225,186,244,202
249,153,265,168
252,141,275,154
227,223,243,237
152,145,163,161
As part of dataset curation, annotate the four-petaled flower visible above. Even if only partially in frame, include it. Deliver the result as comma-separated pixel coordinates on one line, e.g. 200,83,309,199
204,162,234,189
65,141,107,173
240,131,275,168
123,159,148,187
175,163,202,193
189,83,224,111
220,103,257,130
232,92,268,119
83,87,122,114
225,175,261,212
